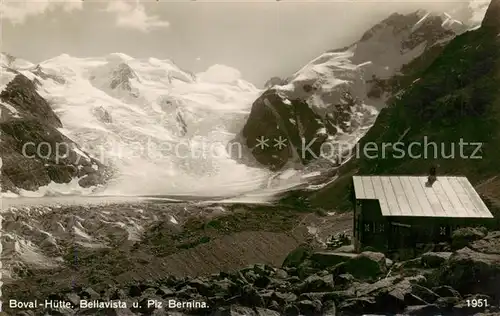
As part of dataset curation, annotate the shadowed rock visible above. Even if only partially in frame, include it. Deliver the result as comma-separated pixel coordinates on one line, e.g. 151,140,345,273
0,74,110,192
482,0,500,30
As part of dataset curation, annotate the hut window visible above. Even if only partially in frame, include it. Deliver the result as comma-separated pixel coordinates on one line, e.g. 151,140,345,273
378,224,385,232
365,223,371,232
440,226,446,235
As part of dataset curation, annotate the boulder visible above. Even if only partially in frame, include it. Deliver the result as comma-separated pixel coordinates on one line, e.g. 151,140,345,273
309,251,356,269
273,269,288,280
338,297,377,315
240,285,265,307
283,304,300,316
346,275,438,314
156,287,175,298
333,244,355,253
188,278,212,296
421,252,452,268
438,247,500,300
395,258,424,270
295,259,318,279
375,279,437,313
253,275,272,289
333,273,354,289
322,301,336,316
469,231,500,254
451,227,487,250
211,278,238,297
435,296,461,310
432,285,461,299
298,274,335,293
406,284,441,304
252,264,274,277
271,291,298,305
341,251,387,280
355,276,400,297
139,287,157,298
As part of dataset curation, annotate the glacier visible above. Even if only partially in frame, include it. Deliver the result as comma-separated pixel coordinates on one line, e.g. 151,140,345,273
1,52,314,201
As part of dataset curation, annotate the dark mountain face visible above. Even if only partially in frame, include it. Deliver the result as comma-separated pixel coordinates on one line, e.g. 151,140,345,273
1,74,62,128
109,62,139,91
233,90,328,171
31,65,66,85
482,0,500,30
310,0,500,210
0,74,111,193
88,61,141,98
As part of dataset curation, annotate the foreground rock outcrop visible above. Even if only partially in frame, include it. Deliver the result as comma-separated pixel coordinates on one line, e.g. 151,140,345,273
1,198,496,316
11,227,500,316
482,0,500,30
0,73,110,193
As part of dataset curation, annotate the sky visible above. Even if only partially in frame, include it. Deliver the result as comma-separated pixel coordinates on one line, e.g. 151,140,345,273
0,0,487,87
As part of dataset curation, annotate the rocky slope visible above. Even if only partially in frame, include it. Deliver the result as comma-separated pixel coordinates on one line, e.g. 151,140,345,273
5,225,500,316
232,10,471,171
309,0,500,211
0,71,110,194
0,200,349,314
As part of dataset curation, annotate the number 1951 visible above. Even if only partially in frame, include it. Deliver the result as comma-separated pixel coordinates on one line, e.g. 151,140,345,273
466,298,489,308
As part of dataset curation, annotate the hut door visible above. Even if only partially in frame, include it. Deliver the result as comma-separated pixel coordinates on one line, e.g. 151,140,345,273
390,222,414,250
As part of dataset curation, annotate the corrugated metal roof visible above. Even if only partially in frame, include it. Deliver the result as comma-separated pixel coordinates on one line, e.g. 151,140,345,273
353,176,493,218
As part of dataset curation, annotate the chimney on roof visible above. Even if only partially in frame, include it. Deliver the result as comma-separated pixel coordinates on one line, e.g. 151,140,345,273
426,165,437,187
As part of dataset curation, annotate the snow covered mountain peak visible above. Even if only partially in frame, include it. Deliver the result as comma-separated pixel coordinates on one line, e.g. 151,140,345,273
0,52,33,70
1,52,285,197
105,52,135,62
273,10,465,108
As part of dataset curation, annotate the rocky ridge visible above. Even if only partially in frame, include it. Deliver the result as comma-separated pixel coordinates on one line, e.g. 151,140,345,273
0,73,110,193
88,59,142,98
